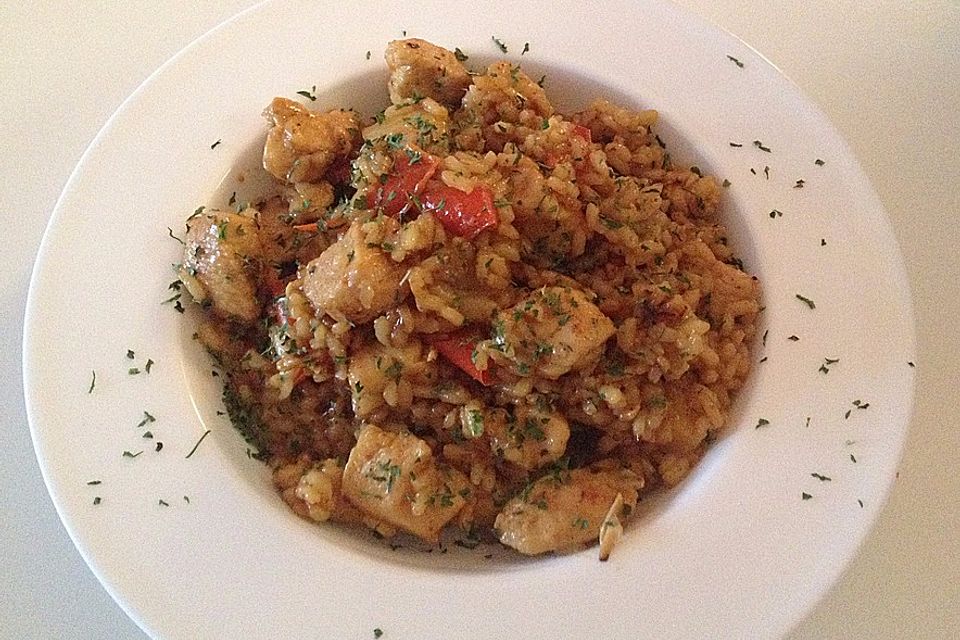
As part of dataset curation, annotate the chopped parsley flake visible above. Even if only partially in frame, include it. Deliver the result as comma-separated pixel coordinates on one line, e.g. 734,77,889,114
811,472,832,482
136,411,156,428
145,358,154,374
86,480,101,486
159,499,169,507
185,430,212,459
801,492,812,500
795,293,816,309
769,209,783,218
521,42,530,55
454,47,469,62
374,629,384,639
128,367,140,375
167,227,185,244
87,370,96,394
492,36,507,53
210,139,222,150
729,141,743,148
383,131,405,150
755,417,770,429
726,54,745,68
753,140,772,153
122,450,143,458
845,399,869,418
815,158,825,166
818,357,840,374
296,85,317,101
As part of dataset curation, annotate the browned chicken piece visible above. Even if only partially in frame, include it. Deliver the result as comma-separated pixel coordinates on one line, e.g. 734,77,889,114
272,458,365,525
494,463,642,555
262,97,361,184
492,286,615,379
300,220,407,324
342,424,471,543
346,339,422,418
179,209,263,322
485,402,570,471
385,38,472,108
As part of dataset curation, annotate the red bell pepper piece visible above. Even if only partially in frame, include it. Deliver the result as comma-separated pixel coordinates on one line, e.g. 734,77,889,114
371,150,498,238
420,183,498,239
372,153,439,217
572,124,592,143
431,331,493,386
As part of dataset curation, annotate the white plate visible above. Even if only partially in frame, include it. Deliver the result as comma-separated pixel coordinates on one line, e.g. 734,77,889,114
24,1,916,638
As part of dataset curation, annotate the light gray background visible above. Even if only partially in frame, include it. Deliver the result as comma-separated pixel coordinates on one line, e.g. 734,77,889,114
3,1,957,637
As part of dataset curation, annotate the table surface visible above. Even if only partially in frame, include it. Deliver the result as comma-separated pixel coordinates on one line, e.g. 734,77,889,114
3,1,958,638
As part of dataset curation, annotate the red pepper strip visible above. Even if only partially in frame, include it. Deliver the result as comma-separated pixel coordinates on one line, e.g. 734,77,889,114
372,153,439,217
431,332,493,386
420,183,498,239
572,124,593,143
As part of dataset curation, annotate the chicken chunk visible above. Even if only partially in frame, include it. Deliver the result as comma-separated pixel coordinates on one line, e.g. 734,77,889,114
262,97,361,183
494,463,642,555
347,339,421,417
486,402,570,470
492,286,615,379
385,39,472,108
291,459,366,524
301,221,407,324
342,424,471,543
179,209,263,322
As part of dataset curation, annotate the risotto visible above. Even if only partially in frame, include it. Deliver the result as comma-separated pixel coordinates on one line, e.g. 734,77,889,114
177,39,761,557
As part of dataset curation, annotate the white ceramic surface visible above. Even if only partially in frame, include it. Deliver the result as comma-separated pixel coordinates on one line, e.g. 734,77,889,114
23,1,916,638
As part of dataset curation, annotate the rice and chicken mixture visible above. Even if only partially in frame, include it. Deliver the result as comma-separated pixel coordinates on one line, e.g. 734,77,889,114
178,39,761,557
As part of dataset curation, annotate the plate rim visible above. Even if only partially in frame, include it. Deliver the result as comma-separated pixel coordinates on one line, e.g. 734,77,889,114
23,1,918,638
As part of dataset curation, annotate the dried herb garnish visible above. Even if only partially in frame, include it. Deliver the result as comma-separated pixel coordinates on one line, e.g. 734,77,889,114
185,430,212,459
